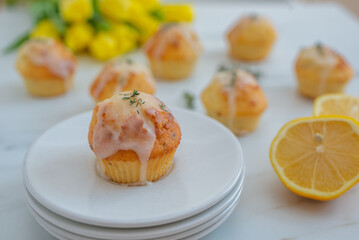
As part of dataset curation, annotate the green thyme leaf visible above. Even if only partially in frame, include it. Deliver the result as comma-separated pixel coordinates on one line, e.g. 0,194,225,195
184,92,195,110
132,90,139,96
249,13,258,20
230,70,237,87
125,58,133,64
218,65,230,72
160,104,168,112
315,42,324,55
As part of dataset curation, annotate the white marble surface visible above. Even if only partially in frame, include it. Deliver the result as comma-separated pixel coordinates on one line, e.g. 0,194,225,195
1,2,359,240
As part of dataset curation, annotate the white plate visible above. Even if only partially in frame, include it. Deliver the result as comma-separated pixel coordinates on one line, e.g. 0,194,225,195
26,187,241,240
23,107,243,228
24,166,244,240
182,204,237,240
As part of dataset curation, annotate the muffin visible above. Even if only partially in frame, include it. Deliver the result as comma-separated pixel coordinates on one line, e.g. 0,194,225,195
90,59,156,102
16,38,77,97
227,14,276,62
295,43,354,99
201,67,267,135
143,23,202,80
88,90,181,184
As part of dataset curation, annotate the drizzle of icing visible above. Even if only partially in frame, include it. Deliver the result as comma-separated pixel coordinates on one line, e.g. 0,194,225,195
93,60,155,98
216,69,258,129
143,23,202,60
300,46,339,95
92,92,162,183
20,39,75,78
300,46,338,67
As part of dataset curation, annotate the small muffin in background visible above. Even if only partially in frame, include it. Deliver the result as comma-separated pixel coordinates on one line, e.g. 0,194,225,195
16,38,77,97
143,23,202,81
201,66,267,135
295,43,354,99
90,59,156,102
88,90,181,185
227,14,276,62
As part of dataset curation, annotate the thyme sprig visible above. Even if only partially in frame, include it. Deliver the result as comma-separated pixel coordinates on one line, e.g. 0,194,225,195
184,92,195,110
125,58,133,64
315,42,324,55
121,90,145,114
248,13,258,20
218,65,237,87
160,104,168,112
217,64,262,84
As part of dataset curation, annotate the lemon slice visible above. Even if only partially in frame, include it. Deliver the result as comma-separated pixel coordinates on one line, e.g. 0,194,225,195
314,94,359,121
270,116,359,200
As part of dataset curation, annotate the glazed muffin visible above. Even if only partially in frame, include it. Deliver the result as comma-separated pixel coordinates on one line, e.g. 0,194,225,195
201,67,267,135
143,23,202,80
16,38,77,97
295,43,354,99
90,59,156,102
88,90,181,184
227,15,276,62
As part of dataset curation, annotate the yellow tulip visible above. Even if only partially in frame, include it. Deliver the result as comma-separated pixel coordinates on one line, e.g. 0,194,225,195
126,2,160,43
98,0,132,21
110,23,139,53
117,37,136,54
30,20,59,39
133,0,159,11
65,23,94,52
89,32,118,61
111,23,139,42
139,18,160,43
59,0,93,23
160,4,194,22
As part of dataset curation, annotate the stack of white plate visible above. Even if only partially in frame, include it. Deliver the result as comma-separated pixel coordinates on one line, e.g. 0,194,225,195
23,108,245,240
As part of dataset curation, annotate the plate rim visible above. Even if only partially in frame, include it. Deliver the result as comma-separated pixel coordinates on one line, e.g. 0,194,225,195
26,187,242,240
24,166,245,239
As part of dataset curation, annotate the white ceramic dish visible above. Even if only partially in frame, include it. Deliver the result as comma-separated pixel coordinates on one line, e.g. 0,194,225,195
24,166,244,240
26,187,241,240
23,107,244,228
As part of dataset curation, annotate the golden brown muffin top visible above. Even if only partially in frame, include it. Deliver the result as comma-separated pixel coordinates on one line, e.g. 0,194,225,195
90,59,155,100
202,67,267,116
296,44,351,71
88,91,181,162
227,15,276,43
143,23,202,61
17,38,76,79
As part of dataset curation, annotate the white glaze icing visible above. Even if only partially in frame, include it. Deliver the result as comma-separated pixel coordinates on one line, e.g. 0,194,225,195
92,92,163,183
93,60,155,98
216,69,258,129
20,39,74,78
143,23,202,60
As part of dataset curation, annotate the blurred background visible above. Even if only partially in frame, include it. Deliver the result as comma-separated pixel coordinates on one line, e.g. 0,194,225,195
1,0,357,62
